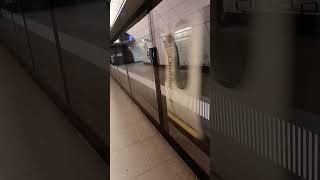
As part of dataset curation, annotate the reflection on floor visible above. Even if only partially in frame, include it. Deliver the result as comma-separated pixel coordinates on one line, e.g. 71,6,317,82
110,78,197,180
0,45,107,179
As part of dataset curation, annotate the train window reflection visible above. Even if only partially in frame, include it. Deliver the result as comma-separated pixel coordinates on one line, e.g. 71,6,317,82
123,15,160,123
111,0,211,175
151,0,211,174
155,8,210,137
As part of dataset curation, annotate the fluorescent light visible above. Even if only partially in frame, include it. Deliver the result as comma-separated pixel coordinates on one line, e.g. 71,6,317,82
110,0,127,28
175,27,192,34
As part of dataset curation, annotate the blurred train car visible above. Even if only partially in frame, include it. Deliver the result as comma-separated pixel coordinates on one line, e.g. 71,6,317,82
211,0,320,180
156,7,211,144
110,0,211,175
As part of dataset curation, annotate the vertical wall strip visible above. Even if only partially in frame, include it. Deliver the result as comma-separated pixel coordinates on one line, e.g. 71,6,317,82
309,131,313,180
49,1,71,106
298,125,301,176
222,96,225,135
252,108,256,151
315,134,318,180
293,125,296,173
225,98,230,137
272,118,277,162
239,104,244,145
147,8,168,130
277,118,282,166
231,101,236,142
119,34,133,95
248,107,252,148
282,121,287,168
287,122,291,171
264,115,268,159
211,93,320,180
303,129,307,179
212,96,216,131
10,11,18,51
269,117,273,161
256,111,261,155
243,104,248,146
259,113,264,157
217,96,222,133
19,0,36,75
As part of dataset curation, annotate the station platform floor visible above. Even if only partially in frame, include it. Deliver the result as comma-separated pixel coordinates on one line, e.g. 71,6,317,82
0,44,107,179
110,78,197,180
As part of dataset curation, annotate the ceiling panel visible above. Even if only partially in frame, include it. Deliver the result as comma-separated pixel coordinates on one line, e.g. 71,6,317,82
110,0,126,27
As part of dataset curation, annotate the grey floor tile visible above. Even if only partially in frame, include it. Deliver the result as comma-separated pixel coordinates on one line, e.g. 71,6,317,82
110,78,197,180
111,135,176,179
135,158,198,180
111,119,158,153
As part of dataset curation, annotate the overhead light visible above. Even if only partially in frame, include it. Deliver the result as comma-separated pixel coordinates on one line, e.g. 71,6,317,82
175,27,192,34
110,0,127,28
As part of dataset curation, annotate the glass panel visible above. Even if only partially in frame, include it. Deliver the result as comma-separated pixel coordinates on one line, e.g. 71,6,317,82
150,0,210,174
110,39,123,84
0,7,16,51
12,4,34,71
22,0,67,103
211,1,320,180
53,0,108,147
114,38,131,94
124,15,160,123
110,49,120,82
53,1,108,48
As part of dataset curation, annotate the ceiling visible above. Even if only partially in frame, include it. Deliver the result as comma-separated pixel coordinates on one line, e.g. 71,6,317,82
110,0,163,42
110,0,126,27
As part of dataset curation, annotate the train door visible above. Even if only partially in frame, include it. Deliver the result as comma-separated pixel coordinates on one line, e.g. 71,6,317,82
122,14,161,124
150,0,211,177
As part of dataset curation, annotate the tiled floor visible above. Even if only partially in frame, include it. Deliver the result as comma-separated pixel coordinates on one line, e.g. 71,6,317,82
0,45,107,179
110,78,197,180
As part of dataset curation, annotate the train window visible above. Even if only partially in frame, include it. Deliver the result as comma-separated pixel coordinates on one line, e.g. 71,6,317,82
124,15,160,124
112,0,211,176
162,32,189,89
151,0,211,174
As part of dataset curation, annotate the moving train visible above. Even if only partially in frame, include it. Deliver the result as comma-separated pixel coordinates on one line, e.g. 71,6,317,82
111,0,320,178
111,3,211,140
210,1,320,180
